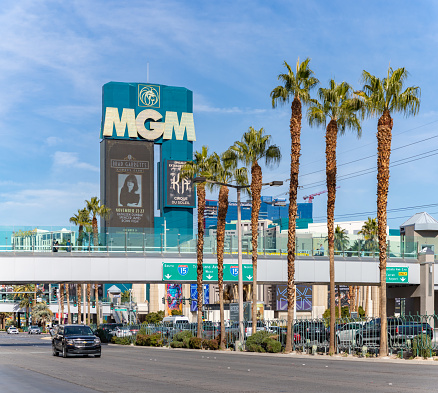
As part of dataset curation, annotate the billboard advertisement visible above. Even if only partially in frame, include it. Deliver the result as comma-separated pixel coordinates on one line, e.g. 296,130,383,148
101,139,154,228
276,285,312,312
165,160,195,208
190,284,209,312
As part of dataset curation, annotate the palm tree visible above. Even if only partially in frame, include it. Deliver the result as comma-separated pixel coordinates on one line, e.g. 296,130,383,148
77,284,82,324
87,284,91,325
69,208,91,250
230,127,281,335
14,284,36,327
181,146,216,338
271,58,318,353
308,79,362,355
356,66,420,356
210,151,248,349
85,197,111,328
334,225,350,254
32,302,53,331
59,284,64,324
358,217,378,256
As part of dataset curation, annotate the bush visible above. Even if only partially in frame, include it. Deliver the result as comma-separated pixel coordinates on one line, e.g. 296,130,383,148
203,339,219,350
136,333,163,347
188,337,203,349
145,311,164,324
170,341,186,348
246,331,271,353
263,337,282,353
111,336,131,345
412,334,432,358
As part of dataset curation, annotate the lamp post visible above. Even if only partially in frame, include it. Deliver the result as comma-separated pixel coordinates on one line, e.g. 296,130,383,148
193,177,283,342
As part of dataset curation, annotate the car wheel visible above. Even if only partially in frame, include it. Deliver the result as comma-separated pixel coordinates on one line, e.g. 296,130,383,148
52,345,59,357
62,345,67,358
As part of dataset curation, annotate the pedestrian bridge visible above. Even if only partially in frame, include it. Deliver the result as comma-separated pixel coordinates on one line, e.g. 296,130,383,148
0,250,428,286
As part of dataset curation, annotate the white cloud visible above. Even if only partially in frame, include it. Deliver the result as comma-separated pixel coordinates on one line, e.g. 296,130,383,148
53,151,99,172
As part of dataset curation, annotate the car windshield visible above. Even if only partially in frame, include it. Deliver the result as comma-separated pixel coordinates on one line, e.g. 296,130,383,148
64,326,94,336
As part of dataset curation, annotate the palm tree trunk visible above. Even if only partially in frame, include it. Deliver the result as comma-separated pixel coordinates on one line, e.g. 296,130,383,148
337,285,342,318
60,284,64,324
78,225,83,249
217,185,229,349
93,217,99,251
285,96,302,353
87,284,91,325
377,110,392,356
66,284,71,324
77,284,82,324
365,286,369,317
355,286,360,312
251,161,262,336
349,286,354,315
95,284,100,327
326,119,338,355
196,184,206,338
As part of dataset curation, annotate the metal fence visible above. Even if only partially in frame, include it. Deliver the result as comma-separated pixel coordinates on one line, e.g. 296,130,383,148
99,314,438,357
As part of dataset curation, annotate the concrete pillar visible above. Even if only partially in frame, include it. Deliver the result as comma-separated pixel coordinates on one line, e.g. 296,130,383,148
312,285,328,318
415,248,435,316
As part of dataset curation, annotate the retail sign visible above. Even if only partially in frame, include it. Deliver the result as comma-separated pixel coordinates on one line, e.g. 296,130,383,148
162,263,253,282
165,160,195,208
386,267,409,283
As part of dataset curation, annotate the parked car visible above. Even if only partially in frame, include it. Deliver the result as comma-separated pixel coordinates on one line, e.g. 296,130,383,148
244,321,269,337
114,327,133,337
270,326,301,343
294,321,328,344
356,318,433,347
28,325,41,335
52,324,101,358
336,322,364,345
7,326,19,334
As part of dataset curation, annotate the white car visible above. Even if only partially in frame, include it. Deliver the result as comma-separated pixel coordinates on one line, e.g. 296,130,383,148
7,326,19,334
336,322,364,345
28,326,41,334
114,327,132,338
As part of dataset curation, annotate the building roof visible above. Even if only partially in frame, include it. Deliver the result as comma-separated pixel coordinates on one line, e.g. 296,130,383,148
400,212,438,231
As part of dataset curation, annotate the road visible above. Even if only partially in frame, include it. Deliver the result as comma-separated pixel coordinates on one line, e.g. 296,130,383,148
0,332,437,392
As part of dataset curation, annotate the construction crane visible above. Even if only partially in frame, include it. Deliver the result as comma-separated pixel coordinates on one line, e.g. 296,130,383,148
303,186,340,203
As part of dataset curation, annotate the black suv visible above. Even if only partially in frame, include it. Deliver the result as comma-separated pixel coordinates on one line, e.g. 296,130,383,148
52,324,101,358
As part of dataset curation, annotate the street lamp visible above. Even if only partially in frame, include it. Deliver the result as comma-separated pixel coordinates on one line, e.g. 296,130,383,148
193,176,283,342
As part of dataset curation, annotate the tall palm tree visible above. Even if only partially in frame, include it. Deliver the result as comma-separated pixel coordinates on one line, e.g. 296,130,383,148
210,151,248,349
32,302,53,331
356,66,420,356
308,79,362,355
59,284,64,324
85,197,111,328
181,146,215,338
66,283,71,324
87,284,91,325
77,284,82,324
230,127,281,335
271,58,318,353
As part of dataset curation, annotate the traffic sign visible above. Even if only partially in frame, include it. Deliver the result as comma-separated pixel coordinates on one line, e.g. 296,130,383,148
386,266,409,283
162,263,254,282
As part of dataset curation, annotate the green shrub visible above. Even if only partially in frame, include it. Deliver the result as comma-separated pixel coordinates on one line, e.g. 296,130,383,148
189,337,203,349
145,311,164,324
203,339,219,350
174,330,192,342
136,333,163,347
170,341,186,348
412,334,433,358
111,336,131,345
246,331,271,353
263,337,282,353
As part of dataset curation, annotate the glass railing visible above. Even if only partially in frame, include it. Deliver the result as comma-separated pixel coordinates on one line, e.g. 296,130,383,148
0,226,430,260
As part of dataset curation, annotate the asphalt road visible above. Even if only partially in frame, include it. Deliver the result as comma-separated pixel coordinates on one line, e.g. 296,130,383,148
0,332,437,392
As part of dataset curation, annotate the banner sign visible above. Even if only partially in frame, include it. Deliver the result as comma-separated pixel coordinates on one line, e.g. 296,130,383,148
165,160,195,208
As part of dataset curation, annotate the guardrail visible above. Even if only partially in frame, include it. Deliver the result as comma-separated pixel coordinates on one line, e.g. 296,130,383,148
100,314,438,357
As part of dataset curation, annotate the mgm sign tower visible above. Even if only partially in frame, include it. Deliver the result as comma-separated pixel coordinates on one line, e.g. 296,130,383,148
100,82,196,248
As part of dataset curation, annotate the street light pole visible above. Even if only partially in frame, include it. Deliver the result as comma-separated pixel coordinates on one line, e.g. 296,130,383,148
237,187,244,342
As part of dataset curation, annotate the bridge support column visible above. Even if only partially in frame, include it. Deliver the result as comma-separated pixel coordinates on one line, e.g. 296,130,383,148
416,248,435,317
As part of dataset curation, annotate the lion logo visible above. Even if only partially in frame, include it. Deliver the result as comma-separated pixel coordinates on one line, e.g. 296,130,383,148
139,85,159,107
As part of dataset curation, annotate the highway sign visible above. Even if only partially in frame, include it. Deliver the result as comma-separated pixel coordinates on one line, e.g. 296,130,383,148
386,267,409,283
162,263,254,282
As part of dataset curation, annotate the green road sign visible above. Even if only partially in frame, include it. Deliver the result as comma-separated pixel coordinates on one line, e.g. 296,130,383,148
115,308,128,312
162,263,254,282
386,266,409,283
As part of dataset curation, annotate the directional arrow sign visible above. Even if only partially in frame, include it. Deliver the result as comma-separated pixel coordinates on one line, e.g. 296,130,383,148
386,266,409,283
163,263,254,282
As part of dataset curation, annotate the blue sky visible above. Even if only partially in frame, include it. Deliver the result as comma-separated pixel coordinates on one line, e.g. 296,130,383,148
1,0,438,227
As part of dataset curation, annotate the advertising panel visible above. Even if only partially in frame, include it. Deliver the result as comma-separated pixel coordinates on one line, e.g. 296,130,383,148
101,139,154,228
165,160,195,208
190,284,209,312
276,285,312,312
